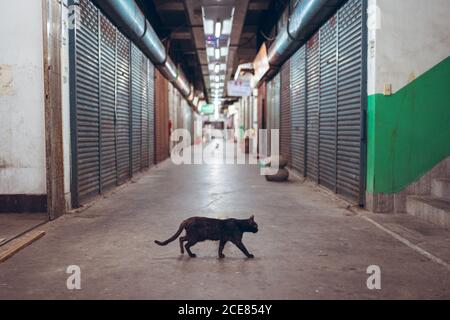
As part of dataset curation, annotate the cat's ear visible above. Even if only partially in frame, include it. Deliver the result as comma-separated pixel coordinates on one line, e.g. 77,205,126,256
250,215,255,221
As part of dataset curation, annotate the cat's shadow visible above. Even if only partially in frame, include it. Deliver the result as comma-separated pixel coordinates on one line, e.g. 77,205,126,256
152,255,258,262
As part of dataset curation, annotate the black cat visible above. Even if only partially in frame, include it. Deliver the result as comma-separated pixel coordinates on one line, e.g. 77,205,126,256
155,216,258,259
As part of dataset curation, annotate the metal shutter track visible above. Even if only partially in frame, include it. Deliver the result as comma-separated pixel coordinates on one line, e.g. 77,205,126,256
290,47,306,174
76,0,100,202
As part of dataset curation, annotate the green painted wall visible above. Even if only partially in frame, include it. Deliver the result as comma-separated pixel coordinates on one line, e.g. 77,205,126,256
367,56,450,194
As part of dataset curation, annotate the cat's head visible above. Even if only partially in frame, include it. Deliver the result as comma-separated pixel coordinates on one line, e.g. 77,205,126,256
246,215,259,233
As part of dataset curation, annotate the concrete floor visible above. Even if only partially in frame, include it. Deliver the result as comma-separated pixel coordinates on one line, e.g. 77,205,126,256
0,213,48,245
0,144,449,299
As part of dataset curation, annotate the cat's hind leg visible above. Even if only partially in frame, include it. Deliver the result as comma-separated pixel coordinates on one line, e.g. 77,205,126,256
185,240,197,258
218,239,227,259
179,236,187,254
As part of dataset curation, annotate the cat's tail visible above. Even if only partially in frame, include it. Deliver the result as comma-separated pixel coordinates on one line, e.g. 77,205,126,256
154,222,185,246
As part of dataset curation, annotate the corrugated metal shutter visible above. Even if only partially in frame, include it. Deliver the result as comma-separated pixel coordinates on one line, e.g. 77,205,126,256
290,46,306,175
116,31,131,184
319,17,338,192
75,0,100,203
130,43,143,174
99,14,117,191
155,69,169,164
148,61,155,166
72,0,161,207
280,60,291,164
336,0,365,203
140,58,149,169
305,32,320,183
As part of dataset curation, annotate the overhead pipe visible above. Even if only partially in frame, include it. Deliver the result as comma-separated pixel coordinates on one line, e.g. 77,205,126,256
93,0,196,108
263,0,347,81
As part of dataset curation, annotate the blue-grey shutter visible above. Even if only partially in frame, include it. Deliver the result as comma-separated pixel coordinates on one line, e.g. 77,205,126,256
100,14,117,191
290,46,307,175
75,0,101,203
319,16,338,192
306,32,320,183
116,30,131,185
336,0,365,203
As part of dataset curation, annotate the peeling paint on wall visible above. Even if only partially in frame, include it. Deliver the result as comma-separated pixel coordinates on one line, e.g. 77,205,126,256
0,65,13,96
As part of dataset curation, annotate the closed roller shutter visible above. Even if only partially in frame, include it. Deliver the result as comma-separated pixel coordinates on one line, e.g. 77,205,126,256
140,58,149,169
99,14,117,191
116,31,131,184
130,43,144,174
306,32,320,183
319,17,338,192
336,0,365,203
290,46,307,175
288,0,366,205
71,0,159,207
155,69,169,164
75,0,100,203
280,60,291,164
148,61,155,165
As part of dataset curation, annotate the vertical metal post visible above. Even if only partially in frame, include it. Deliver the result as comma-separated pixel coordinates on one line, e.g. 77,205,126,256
359,0,369,207
69,0,80,209
98,11,103,194
335,11,340,194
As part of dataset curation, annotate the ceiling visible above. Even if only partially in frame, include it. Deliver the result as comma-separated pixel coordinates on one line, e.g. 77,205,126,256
136,0,289,103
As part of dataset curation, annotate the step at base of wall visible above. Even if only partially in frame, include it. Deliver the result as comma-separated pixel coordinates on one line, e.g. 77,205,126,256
406,196,450,229
432,178,450,201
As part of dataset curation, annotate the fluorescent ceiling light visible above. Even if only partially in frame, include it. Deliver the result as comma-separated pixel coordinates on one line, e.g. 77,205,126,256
214,63,220,73
222,19,233,35
206,47,215,57
215,48,221,60
204,19,214,35
215,21,222,38
220,47,229,57
215,75,220,82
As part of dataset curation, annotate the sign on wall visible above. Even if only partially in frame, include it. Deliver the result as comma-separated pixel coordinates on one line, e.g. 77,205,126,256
200,103,215,115
227,80,252,97
253,43,270,83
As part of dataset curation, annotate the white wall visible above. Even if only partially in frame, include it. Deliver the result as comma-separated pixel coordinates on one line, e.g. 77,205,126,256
368,0,450,95
0,0,46,195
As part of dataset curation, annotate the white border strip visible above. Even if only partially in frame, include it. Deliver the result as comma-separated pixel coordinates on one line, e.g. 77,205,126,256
361,216,450,272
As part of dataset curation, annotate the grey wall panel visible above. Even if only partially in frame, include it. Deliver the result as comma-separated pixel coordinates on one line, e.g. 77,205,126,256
319,17,338,192
100,14,117,191
290,46,306,175
306,32,320,183
75,0,100,203
116,31,131,184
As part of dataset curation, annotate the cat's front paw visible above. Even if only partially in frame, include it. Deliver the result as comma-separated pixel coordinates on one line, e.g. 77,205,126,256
247,254,255,259
219,254,226,259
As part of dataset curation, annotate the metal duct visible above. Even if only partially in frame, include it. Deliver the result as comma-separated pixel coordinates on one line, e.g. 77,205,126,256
265,0,346,78
93,0,194,103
